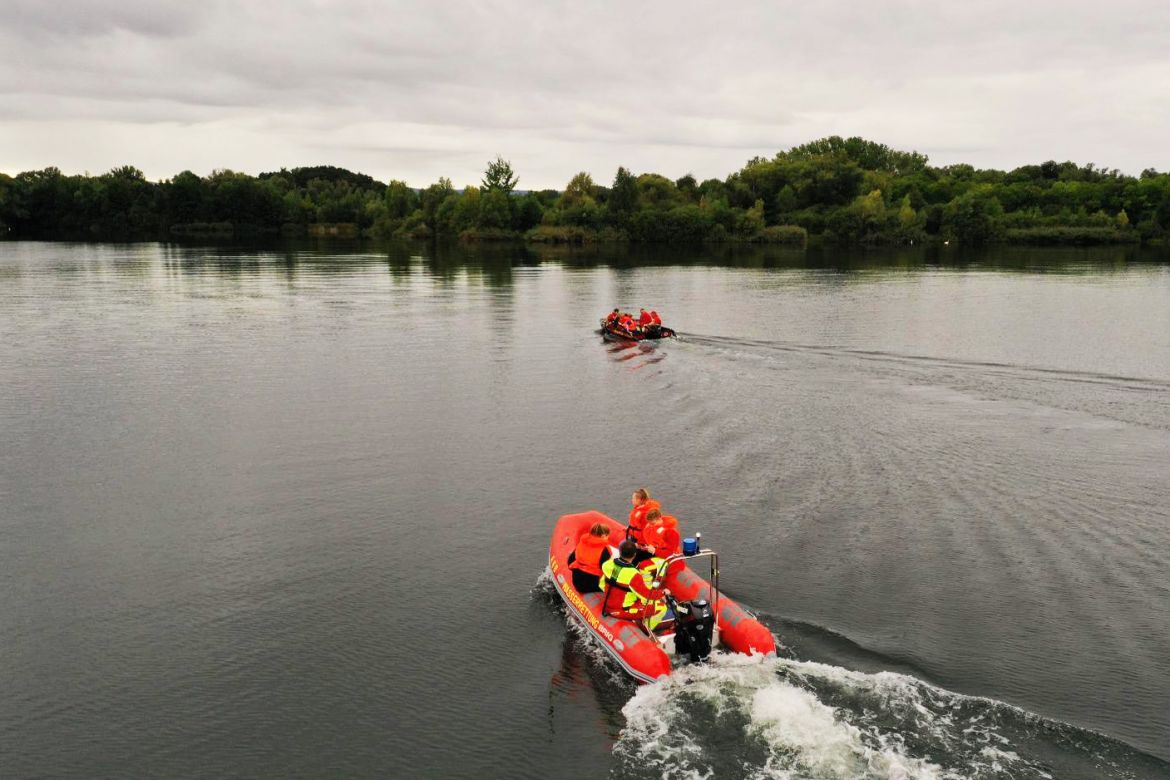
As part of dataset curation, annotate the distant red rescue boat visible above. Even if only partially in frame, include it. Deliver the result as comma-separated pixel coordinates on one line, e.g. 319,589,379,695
598,318,676,342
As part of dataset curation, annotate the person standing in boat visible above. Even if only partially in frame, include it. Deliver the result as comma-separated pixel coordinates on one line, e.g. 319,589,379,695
627,488,661,545
600,539,668,630
567,522,612,594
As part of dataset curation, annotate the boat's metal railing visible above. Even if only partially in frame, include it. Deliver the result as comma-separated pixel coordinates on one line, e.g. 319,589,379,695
652,549,719,626
605,549,720,646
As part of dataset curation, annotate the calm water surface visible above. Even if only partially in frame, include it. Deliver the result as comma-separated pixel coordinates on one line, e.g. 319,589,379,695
2,241,1169,779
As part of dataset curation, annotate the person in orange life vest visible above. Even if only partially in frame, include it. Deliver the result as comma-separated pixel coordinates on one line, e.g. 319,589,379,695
650,310,662,326
567,522,612,594
626,488,661,545
605,308,620,326
618,313,636,334
600,539,667,626
638,308,653,327
643,508,682,559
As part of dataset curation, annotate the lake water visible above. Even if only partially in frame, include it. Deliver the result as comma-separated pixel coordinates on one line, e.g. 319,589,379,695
2,240,1169,779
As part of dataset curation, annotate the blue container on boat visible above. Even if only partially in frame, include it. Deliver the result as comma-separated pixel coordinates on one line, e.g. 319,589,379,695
682,537,699,556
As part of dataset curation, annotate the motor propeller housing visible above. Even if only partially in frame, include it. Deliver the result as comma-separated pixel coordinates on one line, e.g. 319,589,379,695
672,598,714,663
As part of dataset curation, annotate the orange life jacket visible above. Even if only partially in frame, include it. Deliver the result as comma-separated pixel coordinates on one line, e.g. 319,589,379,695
569,533,610,577
619,315,635,331
645,514,681,558
627,499,661,544
650,310,662,325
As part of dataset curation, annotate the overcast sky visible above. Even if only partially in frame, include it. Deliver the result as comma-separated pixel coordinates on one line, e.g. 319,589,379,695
2,1,1167,188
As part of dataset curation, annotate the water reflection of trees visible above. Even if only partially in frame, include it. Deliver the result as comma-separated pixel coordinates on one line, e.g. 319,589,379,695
154,237,1167,287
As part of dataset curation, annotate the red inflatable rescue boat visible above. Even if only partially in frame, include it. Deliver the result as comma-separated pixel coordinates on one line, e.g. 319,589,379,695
549,511,776,683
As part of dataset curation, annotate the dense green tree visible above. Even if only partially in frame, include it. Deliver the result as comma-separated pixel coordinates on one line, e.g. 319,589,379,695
514,193,544,231
786,135,928,174
420,177,454,228
699,195,737,233
451,186,482,232
608,167,638,225
895,196,924,241
827,189,894,244
736,199,765,237
636,174,682,209
698,178,726,202
259,165,382,192
385,180,418,219
559,172,597,208
478,189,512,229
562,200,603,229
774,184,798,215
433,193,460,234
0,173,11,232
481,156,518,195
943,187,1005,244
167,171,207,223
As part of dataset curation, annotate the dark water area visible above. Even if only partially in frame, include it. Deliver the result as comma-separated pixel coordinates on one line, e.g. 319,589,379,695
2,240,1169,779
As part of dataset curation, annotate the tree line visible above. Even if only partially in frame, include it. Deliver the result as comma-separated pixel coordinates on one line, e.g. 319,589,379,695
2,137,1169,246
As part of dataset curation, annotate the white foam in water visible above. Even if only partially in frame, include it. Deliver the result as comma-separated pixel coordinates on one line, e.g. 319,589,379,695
612,653,1057,780
531,565,557,594
616,654,931,779
750,682,939,779
537,569,1060,778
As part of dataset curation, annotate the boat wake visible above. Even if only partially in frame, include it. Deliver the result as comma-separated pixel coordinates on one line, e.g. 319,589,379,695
615,655,1029,780
678,333,1170,432
679,333,1170,388
612,653,1170,780
534,572,1169,780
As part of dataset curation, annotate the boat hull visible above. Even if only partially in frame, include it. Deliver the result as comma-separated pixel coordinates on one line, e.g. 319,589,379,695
549,511,775,683
598,322,676,342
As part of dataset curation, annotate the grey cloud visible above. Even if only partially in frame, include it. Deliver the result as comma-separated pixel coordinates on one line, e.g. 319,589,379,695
2,0,208,38
1,0,1168,186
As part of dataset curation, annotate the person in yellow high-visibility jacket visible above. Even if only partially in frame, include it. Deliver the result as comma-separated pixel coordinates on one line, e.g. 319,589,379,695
600,539,669,630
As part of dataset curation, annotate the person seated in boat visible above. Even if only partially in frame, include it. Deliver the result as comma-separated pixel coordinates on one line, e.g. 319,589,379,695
567,522,612,594
643,508,682,560
638,308,653,328
626,488,661,546
650,309,662,326
605,308,621,326
640,510,685,585
617,312,637,335
601,539,669,630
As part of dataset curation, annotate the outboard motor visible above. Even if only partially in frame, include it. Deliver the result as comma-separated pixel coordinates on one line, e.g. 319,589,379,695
671,598,715,663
